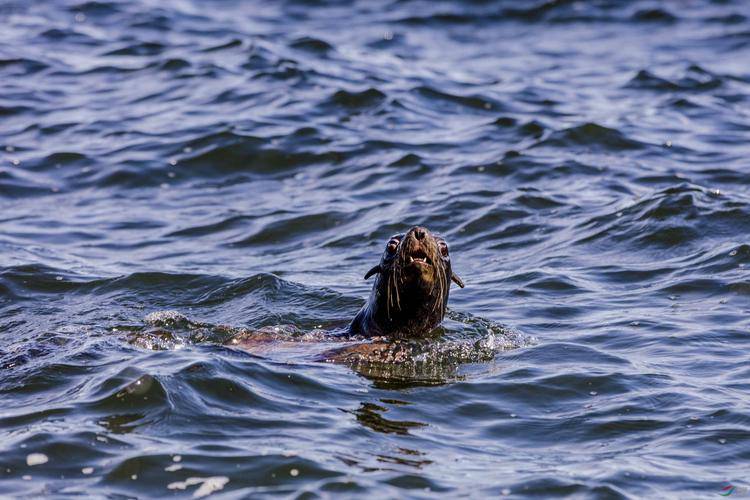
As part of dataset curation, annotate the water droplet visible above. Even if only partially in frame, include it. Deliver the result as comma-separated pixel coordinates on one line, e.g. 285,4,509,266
483,102,492,110
173,455,182,462
169,158,177,166
5,145,14,152
730,249,738,256
22,475,31,481
167,172,176,178
383,31,393,40
501,488,511,496
131,474,138,480
11,158,20,166
160,183,170,189
664,140,672,147
590,391,598,396
718,438,727,444
55,276,63,281
82,467,94,475
26,453,49,466
477,166,485,172
75,12,86,22
290,469,299,477
183,146,192,153
81,167,91,173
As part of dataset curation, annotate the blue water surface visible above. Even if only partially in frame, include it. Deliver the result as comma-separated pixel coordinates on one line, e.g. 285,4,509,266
1,0,750,497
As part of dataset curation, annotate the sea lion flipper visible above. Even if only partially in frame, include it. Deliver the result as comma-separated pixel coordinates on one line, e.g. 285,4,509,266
364,265,381,280
451,272,465,288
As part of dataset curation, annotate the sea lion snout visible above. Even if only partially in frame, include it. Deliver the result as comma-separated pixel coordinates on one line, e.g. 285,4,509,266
401,227,439,271
411,226,427,240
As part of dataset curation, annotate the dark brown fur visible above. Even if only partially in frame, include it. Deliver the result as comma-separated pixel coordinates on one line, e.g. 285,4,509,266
348,226,463,338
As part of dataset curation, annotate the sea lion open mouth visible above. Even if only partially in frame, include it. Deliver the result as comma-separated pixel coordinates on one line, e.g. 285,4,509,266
349,226,464,339
407,246,430,266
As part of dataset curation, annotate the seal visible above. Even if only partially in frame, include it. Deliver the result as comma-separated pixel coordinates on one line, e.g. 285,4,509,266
348,226,464,338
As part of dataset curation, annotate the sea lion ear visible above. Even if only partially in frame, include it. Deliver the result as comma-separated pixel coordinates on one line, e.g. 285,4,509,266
364,265,382,280
451,272,465,288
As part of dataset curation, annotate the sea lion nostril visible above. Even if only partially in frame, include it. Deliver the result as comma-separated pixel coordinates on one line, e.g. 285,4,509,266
413,227,426,240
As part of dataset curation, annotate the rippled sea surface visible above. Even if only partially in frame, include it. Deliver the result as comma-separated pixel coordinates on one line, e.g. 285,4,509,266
2,0,750,497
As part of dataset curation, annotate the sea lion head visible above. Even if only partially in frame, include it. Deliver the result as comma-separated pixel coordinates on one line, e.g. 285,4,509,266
355,226,464,338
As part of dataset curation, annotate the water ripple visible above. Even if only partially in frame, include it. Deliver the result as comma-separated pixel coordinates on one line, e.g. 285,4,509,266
2,0,750,497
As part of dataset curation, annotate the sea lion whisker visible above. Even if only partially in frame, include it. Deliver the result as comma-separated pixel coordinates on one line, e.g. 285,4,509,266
387,272,394,320
393,268,401,311
435,266,445,314
388,271,394,319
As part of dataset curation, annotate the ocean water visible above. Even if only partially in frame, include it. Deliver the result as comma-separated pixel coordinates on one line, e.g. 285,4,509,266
2,0,750,497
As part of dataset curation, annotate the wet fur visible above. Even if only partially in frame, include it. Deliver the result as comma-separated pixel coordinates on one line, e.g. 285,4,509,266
349,227,462,338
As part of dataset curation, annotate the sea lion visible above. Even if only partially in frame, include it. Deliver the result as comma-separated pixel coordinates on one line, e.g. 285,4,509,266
134,227,464,363
348,226,464,339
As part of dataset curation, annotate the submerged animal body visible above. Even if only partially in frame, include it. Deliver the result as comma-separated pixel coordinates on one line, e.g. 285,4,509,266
348,226,464,339
133,228,500,372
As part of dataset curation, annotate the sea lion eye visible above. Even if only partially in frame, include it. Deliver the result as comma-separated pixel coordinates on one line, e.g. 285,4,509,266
439,241,449,257
386,238,399,253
